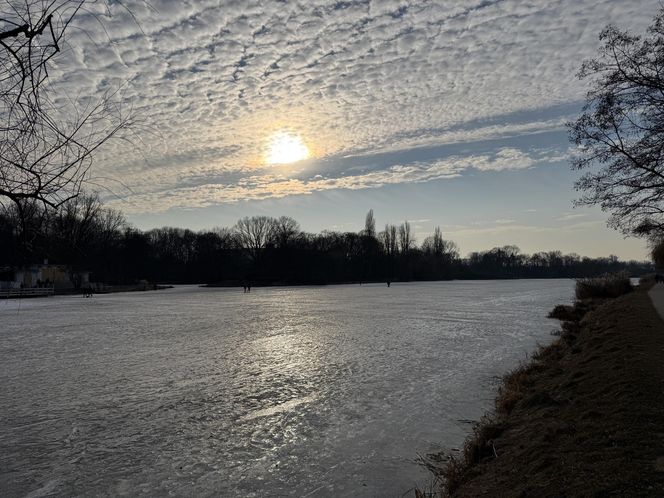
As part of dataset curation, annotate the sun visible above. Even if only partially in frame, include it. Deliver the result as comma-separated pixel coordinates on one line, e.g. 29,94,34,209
265,131,310,165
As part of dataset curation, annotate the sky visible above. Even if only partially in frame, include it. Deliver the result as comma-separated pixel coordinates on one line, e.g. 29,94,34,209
45,0,660,260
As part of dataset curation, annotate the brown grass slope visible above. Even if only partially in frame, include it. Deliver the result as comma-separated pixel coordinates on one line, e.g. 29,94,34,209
442,285,664,497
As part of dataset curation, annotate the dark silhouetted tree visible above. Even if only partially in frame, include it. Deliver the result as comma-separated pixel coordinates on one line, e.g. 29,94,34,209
364,209,376,237
569,8,664,236
398,221,414,255
380,224,398,257
422,227,445,256
271,216,300,248
422,226,459,266
651,238,664,268
234,216,274,263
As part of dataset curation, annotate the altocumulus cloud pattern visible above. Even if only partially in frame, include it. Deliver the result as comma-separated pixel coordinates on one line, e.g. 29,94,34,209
46,0,655,213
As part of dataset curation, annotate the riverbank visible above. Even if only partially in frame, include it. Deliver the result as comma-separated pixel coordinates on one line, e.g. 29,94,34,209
85,283,173,294
0,283,175,298
428,280,664,496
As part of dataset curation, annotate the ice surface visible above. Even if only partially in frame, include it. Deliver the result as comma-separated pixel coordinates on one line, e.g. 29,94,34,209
0,280,573,497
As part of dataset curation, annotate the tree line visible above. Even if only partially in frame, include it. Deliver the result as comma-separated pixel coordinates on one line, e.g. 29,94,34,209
0,200,651,287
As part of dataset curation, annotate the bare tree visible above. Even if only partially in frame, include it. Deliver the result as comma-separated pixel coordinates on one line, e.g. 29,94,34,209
0,1,132,218
440,239,459,263
0,195,47,257
212,226,240,250
569,8,664,236
379,223,398,256
422,226,444,256
364,208,376,237
234,216,275,262
271,215,300,248
397,220,414,254
422,226,459,262
96,205,125,241
51,193,103,253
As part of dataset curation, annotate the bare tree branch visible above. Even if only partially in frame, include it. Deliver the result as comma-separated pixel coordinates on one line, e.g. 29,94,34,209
0,0,132,247
569,9,664,237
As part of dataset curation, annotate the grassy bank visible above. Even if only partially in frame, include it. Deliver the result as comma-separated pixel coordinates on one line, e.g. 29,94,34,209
424,277,664,497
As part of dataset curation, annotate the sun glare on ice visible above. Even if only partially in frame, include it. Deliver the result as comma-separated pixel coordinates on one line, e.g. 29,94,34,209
266,132,310,165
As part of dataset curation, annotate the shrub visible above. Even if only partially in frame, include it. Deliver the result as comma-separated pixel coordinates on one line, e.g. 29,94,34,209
651,239,664,268
548,304,576,321
575,272,632,300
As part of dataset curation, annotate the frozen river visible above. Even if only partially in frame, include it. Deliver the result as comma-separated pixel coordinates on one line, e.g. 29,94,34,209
0,280,573,497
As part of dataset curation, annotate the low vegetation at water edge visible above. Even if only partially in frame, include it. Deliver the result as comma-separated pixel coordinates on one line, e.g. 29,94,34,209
574,272,632,300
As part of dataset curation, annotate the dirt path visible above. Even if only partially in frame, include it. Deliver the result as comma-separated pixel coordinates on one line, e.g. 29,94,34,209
449,286,664,497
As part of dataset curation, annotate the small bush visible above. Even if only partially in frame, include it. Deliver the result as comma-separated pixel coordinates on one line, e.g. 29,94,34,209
549,300,601,322
548,304,576,321
575,272,632,300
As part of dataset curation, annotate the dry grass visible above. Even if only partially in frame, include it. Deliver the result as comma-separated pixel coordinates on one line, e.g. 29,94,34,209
437,418,505,497
440,457,465,497
435,415,505,496
462,418,504,463
575,271,632,299
495,362,542,414
532,340,565,362
412,479,443,498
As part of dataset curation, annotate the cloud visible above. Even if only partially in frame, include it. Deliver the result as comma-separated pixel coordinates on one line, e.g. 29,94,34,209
444,219,606,238
556,212,588,221
470,148,535,171
107,146,551,212
25,0,657,211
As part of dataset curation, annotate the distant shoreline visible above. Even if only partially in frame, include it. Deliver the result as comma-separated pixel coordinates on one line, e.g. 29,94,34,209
51,284,174,297
424,278,664,496
202,275,638,289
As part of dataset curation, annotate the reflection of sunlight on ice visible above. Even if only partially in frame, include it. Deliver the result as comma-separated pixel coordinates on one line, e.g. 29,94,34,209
240,394,318,421
238,290,323,430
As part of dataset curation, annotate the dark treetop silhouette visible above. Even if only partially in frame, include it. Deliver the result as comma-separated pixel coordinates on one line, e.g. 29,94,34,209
569,7,664,238
0,202,651,287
